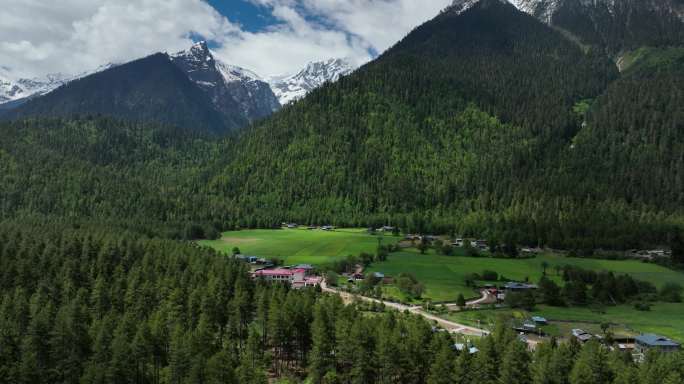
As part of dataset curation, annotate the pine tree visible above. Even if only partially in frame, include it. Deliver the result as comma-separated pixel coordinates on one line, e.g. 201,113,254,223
452,346,473,384
427,341,456,384
472,337,499,384
500,340,531,384
206,349,237,384
569,341,614,384
309,302,335,384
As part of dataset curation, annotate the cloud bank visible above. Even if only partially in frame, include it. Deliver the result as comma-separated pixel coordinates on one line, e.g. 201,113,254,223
0,0,452,79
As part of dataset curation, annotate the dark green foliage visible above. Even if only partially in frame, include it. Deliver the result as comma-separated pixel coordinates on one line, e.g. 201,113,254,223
395,273,425,299
659,283,683,303
0,118,231,237
549,0,684,56
456,294,467,308
505,290,537,310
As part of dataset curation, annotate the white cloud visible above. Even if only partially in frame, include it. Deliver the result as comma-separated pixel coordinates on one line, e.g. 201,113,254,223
0,0,452,80
219,0,452,76
0,0,234,79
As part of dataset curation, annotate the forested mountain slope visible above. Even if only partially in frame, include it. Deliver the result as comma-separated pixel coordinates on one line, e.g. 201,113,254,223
0,118,230,237
215,0,647,246
0,0,682,250
498,0,684,57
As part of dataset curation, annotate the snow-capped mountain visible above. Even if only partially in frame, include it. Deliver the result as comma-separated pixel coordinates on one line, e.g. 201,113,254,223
0,64,117,107
170,41,280,122
0,73,72,105
268,58,355,105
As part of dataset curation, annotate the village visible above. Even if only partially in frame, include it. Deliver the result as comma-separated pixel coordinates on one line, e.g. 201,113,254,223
228,224,681,361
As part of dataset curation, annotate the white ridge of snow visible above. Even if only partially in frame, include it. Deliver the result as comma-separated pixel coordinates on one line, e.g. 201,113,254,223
0,63,118,105
267,58,355,105
216,61,263,84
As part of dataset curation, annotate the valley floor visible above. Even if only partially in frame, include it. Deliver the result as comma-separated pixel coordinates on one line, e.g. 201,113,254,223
200,228,684,342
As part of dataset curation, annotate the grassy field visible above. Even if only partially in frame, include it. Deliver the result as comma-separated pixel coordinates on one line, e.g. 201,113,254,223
199,228,400,265
366,248,684,302
442,303,684,341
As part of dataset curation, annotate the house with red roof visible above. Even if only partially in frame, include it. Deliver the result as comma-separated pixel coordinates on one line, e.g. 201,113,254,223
252,267,321,288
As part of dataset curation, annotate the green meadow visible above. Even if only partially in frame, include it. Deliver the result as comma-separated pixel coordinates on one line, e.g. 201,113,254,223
202,229,684,306
367,248,684,302
442,303,684,341
199,228,400,265
201,229,684,341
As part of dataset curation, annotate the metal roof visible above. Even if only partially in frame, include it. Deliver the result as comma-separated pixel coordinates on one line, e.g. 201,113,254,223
635,334,680,347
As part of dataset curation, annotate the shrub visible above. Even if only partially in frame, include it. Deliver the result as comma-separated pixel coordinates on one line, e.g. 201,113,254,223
481,270,499,281
659,283,683,303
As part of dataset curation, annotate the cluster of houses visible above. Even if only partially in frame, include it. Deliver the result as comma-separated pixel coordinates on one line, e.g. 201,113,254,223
570,328,680,355
345,270,393,284
282,223,335,230
251,264,323,289
513,316,548,335
404,234,440,242
480,281,538,301
234,254,272,267
627,249,672,261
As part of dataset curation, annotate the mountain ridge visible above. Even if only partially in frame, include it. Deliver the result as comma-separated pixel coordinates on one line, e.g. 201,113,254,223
268,58,355,105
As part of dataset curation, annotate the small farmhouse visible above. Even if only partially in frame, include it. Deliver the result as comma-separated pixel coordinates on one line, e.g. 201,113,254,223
504,282,538,291
571,329,593,343
634,334,680,354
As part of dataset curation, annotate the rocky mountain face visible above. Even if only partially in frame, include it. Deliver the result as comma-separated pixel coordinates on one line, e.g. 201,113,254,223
267,58,355,105
170,42,280,123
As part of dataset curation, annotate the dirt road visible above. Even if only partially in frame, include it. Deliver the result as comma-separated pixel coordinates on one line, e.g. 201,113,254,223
321,282,488,337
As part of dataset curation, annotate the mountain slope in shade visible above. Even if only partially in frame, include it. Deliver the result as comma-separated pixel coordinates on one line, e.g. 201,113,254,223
2,42,282,133
2,53,234,134
267,58,355,105
452,0,684,55
170,42,280,122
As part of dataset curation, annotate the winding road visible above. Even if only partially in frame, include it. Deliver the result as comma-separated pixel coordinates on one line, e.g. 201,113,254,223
320,282,489,337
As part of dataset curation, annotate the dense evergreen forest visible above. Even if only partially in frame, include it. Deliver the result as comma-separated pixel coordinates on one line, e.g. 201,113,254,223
0,222,683,384
0,0,683,252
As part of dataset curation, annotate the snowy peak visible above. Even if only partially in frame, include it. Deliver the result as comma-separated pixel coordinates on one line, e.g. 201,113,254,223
170,41,280,122
268,58,355,105
0,65,116,105
449,0,518,14
171,41,215,71
171,41,262,84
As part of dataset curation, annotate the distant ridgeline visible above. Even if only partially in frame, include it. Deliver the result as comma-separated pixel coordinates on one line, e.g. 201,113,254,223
1,0,683,251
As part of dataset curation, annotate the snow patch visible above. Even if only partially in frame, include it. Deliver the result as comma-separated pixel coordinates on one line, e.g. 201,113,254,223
267,58,355,105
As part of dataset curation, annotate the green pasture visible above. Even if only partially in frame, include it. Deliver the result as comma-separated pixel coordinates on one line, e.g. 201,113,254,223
367,248,684,303
199,228,400,265
442,303,684,341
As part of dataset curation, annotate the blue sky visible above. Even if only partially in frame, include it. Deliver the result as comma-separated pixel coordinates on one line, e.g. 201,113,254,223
1,0,452,79
207,0,278,32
